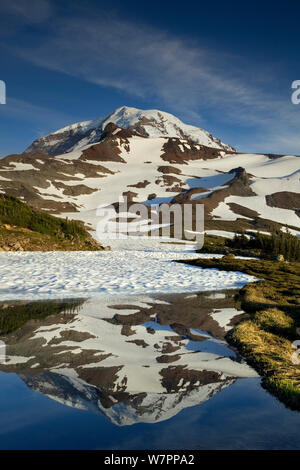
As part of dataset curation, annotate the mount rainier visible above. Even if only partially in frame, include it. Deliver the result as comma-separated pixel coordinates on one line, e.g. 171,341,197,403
0,105,299,239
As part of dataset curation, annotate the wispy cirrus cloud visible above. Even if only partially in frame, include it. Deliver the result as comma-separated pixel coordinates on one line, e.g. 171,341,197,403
0,97,74,131
3,4,300,153
16,15,260,119
0,0,53,23
0,97,76,156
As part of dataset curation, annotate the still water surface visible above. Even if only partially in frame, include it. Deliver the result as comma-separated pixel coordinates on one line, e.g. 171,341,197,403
0,291,298,450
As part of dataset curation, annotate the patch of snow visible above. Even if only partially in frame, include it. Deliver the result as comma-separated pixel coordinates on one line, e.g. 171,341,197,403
0,243,257,300
210,308,243,331
211,202,249,221
102,106,233,150
224,195,300,226
6,355,34,364
205,230,236,239
6,163,36,171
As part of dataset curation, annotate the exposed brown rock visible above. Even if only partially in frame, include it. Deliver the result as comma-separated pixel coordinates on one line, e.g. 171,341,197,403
160,342,181,354
53,182,97,196
156,354,181,363
122,191,138,201
160,365,224,393
48,330,96,345
155,175,182,187
127,180,150,188
126,339,149,348
166,183,185,192
171,187,207,203
191,167,256,219
266,192,300,211
157,166,182,175
79,366,124,391
228,203,259,219
80,139,126,163
160,138,223,164
121,325,136,336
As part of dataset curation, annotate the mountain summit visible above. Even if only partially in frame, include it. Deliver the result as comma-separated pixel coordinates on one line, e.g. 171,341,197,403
0,105,298,239
24,106,235,156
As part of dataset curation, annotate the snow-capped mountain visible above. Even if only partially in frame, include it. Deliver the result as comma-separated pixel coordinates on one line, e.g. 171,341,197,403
24,106,235,156
19,371,235,426
0,295,257,425
0,106,299,239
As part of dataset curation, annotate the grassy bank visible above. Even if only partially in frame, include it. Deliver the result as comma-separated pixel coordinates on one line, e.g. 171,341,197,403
0,194,103,251
178,256,300,409
0,299,84,336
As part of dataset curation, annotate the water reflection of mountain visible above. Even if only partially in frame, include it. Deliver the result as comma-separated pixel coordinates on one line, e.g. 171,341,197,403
0,292,258,425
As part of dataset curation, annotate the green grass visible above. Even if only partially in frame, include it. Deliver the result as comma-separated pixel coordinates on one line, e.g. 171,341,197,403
197,230,300,261
180,257,300,308
179,256,300,409
196,234,228,254
0,194,103,250
0,299,85,336
226,230,300,261
0,194,86,240
228,310,300,409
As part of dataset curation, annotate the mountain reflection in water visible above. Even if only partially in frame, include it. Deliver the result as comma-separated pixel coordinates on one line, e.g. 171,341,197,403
0,291,258,426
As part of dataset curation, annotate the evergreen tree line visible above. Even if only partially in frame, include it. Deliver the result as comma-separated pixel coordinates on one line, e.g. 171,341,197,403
226,229,300,261
0,299,84,335
0,195,86,240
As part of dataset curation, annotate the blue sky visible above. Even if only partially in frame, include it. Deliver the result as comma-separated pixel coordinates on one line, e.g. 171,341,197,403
0,0,300,156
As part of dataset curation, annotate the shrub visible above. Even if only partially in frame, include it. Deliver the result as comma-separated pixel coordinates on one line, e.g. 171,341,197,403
0,195,86,240
0,299,84,335
226,229,300,261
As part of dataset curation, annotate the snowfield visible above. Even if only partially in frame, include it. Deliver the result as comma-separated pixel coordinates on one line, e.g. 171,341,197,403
0,241,257,300
2,106,299,238
47,142,299,234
